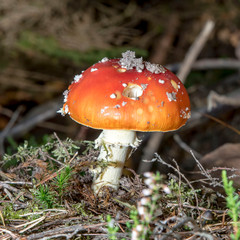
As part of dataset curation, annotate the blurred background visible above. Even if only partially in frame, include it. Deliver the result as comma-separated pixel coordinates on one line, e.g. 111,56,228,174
1,0,240,176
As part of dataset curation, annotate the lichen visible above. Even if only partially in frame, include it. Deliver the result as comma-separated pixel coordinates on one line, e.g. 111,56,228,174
73,74,82,83
119,50,144,72
63,90,69,103
100,57,109,63
64,105,69,114
159,79,165,84
91,68,98,72
166,92,177,102
145,62,166,74
57,108,66,116
119,50,165,74
141,84,148,90
180,109,191,119
110,93,117,99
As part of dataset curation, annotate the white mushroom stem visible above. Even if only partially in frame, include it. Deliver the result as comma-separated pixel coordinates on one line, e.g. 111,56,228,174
92,130,140,194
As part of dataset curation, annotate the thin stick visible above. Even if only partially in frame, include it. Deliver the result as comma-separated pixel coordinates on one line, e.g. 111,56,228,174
0,106,23,156
4,99,61,139
19,216,46,233
24,220,128,240
54,132,71,159
0,228,18,239
36,151,78,187
203,113,240,135
0,210,5,227
0,181,32,186
154,154,200,215
167,203,226,214
177,20,215,82
173,134,202,159
167,58,240,72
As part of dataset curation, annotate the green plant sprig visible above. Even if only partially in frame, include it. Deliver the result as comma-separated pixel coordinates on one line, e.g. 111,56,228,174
222,170,240,240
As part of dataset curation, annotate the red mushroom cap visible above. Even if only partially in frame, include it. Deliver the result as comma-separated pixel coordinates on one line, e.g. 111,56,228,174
61,51,191,132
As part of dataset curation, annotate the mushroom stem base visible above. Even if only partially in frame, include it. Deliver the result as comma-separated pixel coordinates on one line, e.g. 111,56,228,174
92,130,139,194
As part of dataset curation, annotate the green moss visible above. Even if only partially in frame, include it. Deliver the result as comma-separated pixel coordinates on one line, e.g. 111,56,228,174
17,31,148,66
33,184,55,208
168,178,201,205
3,135,80,170
1,202,41,222
72,203,91,217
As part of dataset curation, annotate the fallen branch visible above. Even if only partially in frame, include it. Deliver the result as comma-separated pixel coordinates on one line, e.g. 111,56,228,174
177,20,215,82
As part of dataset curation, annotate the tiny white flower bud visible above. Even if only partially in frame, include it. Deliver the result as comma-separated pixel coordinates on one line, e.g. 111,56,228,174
142,188,153,196
144,178,154,186
131,229,138,240
163,185,171,194
143,172,153,178
136,224,143,232
137,205,146,216
140,197,150,206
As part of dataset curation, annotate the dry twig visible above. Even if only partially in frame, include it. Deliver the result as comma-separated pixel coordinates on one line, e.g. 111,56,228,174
177,20,215,83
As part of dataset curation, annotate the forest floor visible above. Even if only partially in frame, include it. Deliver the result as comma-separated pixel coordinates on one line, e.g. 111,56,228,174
1,0,240,239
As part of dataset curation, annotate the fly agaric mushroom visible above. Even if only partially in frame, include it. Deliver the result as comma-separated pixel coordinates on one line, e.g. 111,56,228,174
58,51,191,194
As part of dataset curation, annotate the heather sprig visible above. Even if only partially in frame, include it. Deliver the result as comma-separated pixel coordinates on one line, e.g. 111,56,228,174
131,172,171,240
222,170,240,240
